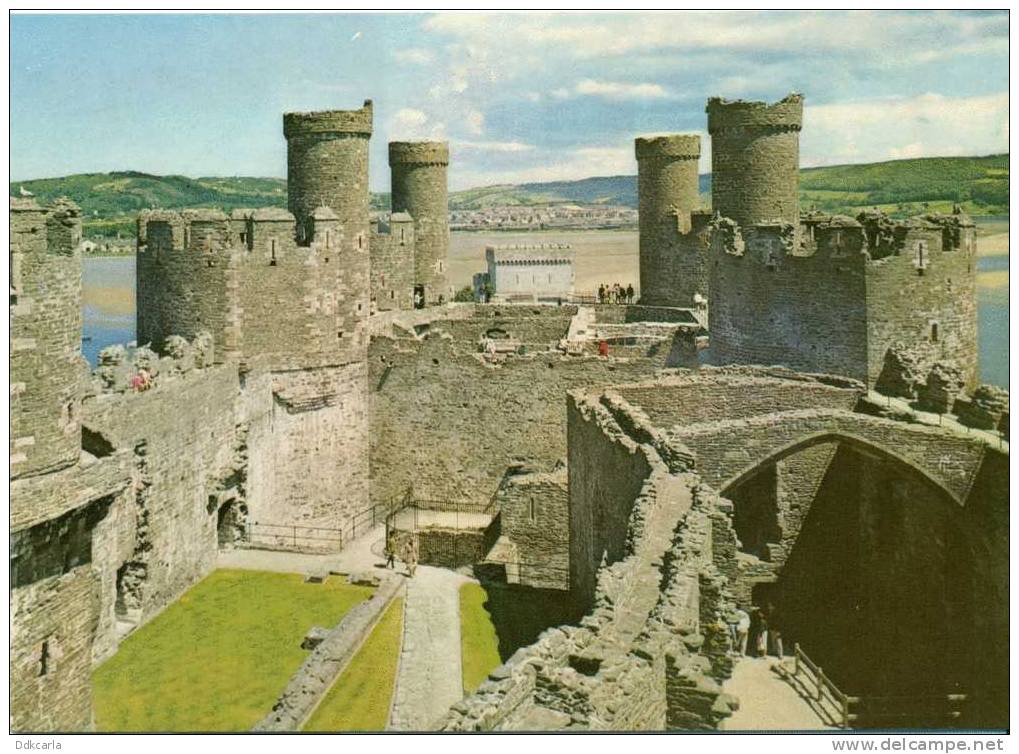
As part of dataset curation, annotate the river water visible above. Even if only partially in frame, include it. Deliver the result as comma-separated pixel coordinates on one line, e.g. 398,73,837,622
81,234,1008,388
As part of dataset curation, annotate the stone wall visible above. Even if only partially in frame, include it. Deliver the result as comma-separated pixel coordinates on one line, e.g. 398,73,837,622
368,307,678,510
82,362,241,646
866,221,978,389
708,221,871,383
566,391,655,605
10,198,84,479
243,362,369,535
496,469,570,590
370,215,415,311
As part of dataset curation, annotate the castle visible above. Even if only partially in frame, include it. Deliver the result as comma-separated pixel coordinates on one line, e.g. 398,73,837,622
9,94,1008,732
638,94,979,391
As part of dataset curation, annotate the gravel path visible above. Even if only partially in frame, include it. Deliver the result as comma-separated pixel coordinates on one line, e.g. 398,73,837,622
721,657,835,731
388,565,469,731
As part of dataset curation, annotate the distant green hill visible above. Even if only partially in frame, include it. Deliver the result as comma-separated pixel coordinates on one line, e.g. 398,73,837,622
10,154,1007,238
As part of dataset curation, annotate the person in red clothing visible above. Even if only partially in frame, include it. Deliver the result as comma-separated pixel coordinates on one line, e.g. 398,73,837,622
598,340,609,358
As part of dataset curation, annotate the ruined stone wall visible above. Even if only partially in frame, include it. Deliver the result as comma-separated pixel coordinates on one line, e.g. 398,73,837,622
866,222,978,389
497,469,570,590
11,524,103,732
10,199,84,479
370,217,415,311
707,94,802,229
368,309,674,511
81,364,241,643
566,391,654,605
243,362,369,534
708,222,871,383
390,141,450,304
614,369,860,429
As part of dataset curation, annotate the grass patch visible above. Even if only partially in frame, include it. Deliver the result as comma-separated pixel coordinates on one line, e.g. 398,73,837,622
459,583,503,695
303,596,404,731
93,569,372,732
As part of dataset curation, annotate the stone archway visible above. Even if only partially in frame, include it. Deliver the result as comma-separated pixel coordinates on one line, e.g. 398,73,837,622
723,437,978,726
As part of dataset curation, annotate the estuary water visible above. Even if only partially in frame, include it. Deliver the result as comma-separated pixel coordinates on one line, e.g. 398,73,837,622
81,232,1009,388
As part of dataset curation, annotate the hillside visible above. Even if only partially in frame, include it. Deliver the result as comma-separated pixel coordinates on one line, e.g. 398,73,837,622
10,154,1007,238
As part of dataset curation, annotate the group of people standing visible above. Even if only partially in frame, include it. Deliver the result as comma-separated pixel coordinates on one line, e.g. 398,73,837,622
384,531,419,578
598,283,634,304
728,603,784,660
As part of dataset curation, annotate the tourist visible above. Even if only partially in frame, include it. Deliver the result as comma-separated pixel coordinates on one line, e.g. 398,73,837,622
598,284,605,304
768,603,784,659
755,606,769,657
598,340,609,358
734,605,751,656
626,284,634,304
384,532,397,569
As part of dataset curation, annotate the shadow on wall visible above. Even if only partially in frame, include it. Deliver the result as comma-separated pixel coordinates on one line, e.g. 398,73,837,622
475,581,586,661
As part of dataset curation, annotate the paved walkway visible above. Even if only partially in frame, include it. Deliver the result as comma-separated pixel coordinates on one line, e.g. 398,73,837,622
388,565,469,731
218,523,389,576
721,657,835,731
867,390,1008,452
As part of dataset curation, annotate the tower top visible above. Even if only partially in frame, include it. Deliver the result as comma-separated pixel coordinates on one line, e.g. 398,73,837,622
389,141,450,166
706,94,803,133
635,134,700,161
283,100,374,138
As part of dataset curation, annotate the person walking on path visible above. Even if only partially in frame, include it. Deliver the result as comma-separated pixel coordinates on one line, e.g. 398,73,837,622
626,284,634,304
735,606,751,656
384,532,397,569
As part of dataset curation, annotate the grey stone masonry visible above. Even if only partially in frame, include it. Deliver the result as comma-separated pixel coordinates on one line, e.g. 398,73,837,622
389,141,450,305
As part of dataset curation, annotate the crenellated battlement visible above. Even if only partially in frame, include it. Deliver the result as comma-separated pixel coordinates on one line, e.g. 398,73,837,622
388,140,449,166
634,134,700,161
11,196,83,257
283,100,373,138
706,93,803,133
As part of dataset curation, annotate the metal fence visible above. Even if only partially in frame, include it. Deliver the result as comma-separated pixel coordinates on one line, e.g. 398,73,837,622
244,521,345,551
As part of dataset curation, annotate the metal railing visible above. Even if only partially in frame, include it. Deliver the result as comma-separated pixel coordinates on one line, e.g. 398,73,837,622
244,521,345,550
786,643,968,729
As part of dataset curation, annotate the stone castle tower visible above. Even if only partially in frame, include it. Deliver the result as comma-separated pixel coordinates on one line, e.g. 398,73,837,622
706,94,803,230
702,93,977,389
389,141,450,306
635,135,711,308
10,198,84,479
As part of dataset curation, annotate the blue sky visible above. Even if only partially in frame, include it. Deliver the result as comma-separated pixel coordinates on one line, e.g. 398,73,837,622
10,11,1009,190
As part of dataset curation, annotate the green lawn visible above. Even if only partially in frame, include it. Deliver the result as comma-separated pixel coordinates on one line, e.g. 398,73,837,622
459,583,503,695
302,596,404,731
92,569,373,732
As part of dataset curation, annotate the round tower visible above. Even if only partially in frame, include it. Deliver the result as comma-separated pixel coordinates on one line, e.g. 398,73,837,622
706,94,803,229
635,135,701,305
389,141,449,306
284,101,373,253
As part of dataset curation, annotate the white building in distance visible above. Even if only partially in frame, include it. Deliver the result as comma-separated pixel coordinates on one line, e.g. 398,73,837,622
473,244,575,303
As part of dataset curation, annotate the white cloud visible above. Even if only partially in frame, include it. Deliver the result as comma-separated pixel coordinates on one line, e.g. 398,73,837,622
465,110,485,136
550,79,670,101
574,79,670,100
388,108,446,140
455,140,535,153
394,48,435,65
424,11,1007,61
802,92,1008,166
